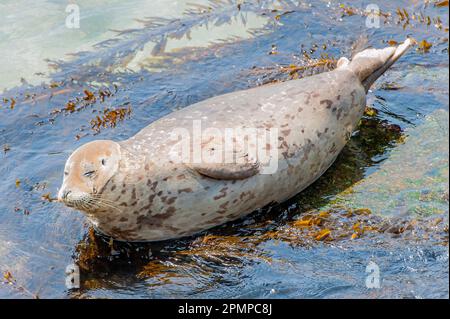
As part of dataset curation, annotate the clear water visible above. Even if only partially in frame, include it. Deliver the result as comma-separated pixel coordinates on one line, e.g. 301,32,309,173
0,0,448,299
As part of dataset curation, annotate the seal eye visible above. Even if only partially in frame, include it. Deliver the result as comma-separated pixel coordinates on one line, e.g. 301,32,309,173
84,170,96,177
101,159,106,166
64,171,69,176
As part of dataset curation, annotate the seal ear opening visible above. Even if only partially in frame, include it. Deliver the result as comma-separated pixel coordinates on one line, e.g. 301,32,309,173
348,38,415,92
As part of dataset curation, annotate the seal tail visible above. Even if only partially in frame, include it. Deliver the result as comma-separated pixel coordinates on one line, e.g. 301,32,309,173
338,38,415,92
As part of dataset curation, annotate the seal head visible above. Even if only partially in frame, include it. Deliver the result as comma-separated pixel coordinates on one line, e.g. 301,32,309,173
58,140,121,211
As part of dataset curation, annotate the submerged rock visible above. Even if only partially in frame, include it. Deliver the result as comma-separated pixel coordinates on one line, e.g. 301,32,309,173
335,109,449,217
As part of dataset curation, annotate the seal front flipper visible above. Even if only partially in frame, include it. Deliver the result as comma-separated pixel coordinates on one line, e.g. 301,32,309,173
189,160,260,180
188,133,260,180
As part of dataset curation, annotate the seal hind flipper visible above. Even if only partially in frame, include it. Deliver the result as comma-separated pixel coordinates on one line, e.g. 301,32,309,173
190,161,260,180
344,38,415,92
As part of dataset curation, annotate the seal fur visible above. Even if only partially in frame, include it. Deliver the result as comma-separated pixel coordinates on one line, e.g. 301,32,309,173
58,39,413,241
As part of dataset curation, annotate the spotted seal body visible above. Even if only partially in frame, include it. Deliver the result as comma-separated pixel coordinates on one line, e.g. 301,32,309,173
58,40,413,241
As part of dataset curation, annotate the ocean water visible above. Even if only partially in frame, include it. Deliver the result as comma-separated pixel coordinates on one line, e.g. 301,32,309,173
0,0,266,90
0,0,448,298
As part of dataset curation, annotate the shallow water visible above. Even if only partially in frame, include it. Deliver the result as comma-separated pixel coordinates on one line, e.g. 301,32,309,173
0,0,448,298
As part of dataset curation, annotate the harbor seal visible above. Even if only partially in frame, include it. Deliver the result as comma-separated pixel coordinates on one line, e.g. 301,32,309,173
58,39,413,241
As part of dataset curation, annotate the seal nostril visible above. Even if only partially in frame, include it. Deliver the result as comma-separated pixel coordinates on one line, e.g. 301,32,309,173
63,190,72,199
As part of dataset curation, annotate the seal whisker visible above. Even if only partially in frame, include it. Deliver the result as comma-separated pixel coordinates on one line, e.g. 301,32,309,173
90,195,123,206
82,199,102,211
80,200,94,211
95,201,120,211
74,200,88,211
88,197,121,212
